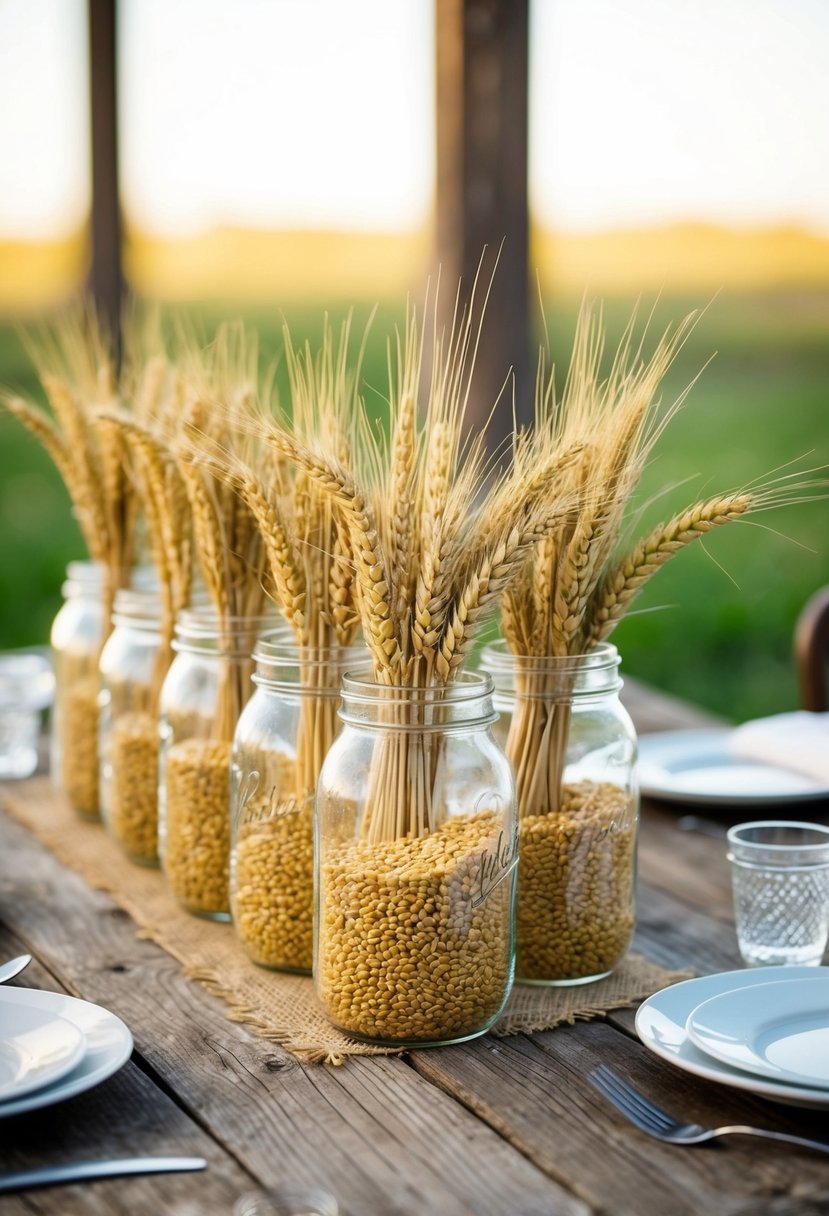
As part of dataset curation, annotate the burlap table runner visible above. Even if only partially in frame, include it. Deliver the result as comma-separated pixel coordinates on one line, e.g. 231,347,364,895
2,778,691,1063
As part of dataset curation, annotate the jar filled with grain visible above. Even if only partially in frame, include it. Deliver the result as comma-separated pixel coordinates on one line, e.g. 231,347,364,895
158,609,272,921
99,589,164,865
316,671,517,1047
230,637,364,973
480,641,638,986
50,560,106,819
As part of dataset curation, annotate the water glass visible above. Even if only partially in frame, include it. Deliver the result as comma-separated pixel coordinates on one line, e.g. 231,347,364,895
0,652,54,780
727,820,829,966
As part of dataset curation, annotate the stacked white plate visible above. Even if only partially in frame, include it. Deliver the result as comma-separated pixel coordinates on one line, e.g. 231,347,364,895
0,987,133,1118
636,966,829,1108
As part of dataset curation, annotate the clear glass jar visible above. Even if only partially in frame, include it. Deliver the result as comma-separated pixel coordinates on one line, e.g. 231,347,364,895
99,589,164,865
50,561,106,819
230,638,364,973
315,671,517,1047
480,640,638,986
159,609,272,921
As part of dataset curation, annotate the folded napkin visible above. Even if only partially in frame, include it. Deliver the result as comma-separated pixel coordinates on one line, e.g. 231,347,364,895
729,711,829,785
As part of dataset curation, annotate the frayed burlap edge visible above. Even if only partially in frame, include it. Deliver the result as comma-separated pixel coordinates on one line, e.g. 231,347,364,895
2,778,692,1064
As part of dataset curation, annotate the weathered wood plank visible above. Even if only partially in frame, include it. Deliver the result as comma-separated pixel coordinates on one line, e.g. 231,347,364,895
410,1022,829,1216
633,877,743,975
0,806,587,1216
638,802,735,923
0,945,258,1215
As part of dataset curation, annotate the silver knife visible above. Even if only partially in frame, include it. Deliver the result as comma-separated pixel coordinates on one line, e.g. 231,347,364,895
0,1156,207,1194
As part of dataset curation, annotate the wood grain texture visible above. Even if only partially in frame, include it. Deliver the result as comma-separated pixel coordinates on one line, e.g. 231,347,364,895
0,944,258,1216
0,804,584,1216
410,1022,829,1216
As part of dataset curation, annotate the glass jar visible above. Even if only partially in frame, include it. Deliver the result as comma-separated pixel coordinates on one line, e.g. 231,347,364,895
315,671,517,1047
230,638,364,973
480,640,638,986
159,609,271,921
50,561,106,819
99,589,164,865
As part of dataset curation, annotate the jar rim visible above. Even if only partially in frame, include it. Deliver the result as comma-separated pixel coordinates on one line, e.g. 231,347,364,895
62,559,106,597
338,670,497,731
173,608,279,656
480,638,620,673
112,587,164,629
251,636,365,694
341,669,494,702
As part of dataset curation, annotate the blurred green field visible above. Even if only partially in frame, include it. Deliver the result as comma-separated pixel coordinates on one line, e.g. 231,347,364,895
1,288,827,722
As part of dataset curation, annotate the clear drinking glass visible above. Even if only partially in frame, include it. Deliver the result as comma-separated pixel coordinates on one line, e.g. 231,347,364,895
727,820,829,966
0,652,54,779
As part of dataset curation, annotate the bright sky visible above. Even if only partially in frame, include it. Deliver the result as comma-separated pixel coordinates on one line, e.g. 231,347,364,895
0,0,828,240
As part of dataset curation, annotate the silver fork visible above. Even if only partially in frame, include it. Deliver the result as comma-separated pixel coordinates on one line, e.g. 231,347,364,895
588,1065,829,1155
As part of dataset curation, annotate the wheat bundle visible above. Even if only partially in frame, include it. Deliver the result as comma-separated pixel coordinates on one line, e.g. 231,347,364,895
3,306,146,817
499,303,826,982
158,321,271,918
95,335,196,863
195,317,364,967
256,285,581,1041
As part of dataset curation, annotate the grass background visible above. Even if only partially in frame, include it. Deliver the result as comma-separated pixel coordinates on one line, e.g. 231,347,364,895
1,287,827,723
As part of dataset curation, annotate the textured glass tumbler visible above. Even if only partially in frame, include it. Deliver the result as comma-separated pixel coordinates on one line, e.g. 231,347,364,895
727,820,829,967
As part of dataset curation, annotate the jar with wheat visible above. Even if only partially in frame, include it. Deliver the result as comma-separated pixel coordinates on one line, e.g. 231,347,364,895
99,588,164,864
230,637,364,972
261,285,581,1044
481,641,637,984
159,608,272,920
50,560,106,819
315,671,516,1045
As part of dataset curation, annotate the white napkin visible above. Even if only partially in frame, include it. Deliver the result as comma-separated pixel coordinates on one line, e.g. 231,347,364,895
729,711,829,785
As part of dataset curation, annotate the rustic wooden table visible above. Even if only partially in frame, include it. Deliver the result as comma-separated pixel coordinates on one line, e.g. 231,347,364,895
1,679,828,1216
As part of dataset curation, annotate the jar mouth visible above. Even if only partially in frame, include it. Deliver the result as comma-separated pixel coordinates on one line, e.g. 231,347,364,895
727,820,829,864
173,608,280,656
62,559,106,597
479,638,622,699
481,638,620,674
252,637,365,693
338,670,497,731
112,588,164,630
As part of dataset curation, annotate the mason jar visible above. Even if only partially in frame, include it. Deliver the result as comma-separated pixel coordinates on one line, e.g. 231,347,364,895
158,609,272,920
50,561,106,819
315,671,516,1047
99,589,164,865
480,640,638,986
230,638,364,973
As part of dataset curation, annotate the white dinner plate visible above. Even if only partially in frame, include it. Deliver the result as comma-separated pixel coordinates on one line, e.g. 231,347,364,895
0,987,133,1118
0,1000,85,1101
687,977,829,1089
637,729,829,806
635,966,829,1108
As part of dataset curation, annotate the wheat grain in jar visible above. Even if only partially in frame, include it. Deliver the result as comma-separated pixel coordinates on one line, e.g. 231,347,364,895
480,642,638,985
50,561,106,819
159,608,271,920
99,588,166,864
230,638,364,973
315,672,517,1047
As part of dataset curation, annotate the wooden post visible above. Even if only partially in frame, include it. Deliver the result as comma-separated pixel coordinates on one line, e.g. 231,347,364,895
435,0,530,446
88,0,123,360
